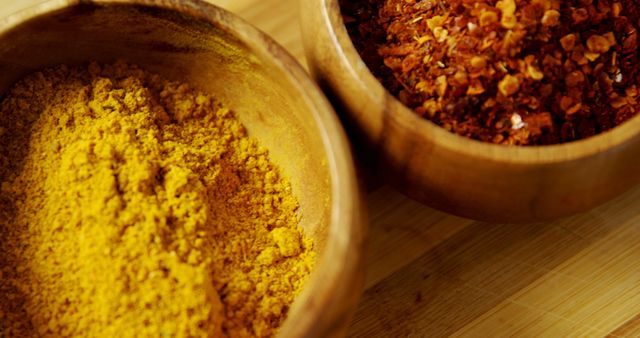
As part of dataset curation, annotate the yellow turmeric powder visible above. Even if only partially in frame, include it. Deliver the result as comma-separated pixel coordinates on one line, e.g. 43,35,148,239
0,61,314,337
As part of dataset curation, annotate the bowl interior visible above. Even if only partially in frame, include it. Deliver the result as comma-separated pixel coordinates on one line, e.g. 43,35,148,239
0,2,358,336
0,3,332,249
326,0,640,162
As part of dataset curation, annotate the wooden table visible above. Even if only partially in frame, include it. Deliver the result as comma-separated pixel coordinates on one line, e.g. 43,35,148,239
5,1,640,337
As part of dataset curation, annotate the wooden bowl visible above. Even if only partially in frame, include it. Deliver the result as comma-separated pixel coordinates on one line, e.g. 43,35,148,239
300,0,640,223
0,1,365,337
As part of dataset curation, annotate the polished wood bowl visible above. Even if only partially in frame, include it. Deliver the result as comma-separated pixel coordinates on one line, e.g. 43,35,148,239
0,1,365,337
300,0,640,223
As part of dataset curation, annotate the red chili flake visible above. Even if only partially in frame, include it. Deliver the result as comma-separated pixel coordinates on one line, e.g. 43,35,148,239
341,0,640,145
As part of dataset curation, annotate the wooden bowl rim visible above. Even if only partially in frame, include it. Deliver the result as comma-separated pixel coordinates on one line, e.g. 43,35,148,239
0,0,366,336
320,0,640,165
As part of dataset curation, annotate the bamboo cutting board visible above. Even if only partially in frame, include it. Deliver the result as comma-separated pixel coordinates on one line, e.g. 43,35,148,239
4,0,640,337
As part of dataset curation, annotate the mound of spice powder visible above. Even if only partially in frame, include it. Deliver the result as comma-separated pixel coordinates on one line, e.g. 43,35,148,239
0,62,314,338
342,0,640,145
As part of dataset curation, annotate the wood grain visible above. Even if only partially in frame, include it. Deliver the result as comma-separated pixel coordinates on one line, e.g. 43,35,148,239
4,0,640,337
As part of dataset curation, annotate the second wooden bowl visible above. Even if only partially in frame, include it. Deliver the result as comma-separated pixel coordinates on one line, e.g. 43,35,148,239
0,0,365,336
301,0,640,223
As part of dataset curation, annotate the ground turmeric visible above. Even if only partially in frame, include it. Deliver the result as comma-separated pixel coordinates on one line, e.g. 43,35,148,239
0,61,314,337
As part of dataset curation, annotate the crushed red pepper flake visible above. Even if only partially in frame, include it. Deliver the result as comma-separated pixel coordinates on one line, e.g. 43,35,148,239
341,0,640,145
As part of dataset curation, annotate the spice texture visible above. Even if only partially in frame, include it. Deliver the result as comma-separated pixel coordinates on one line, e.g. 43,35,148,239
0,62,314,337
342,0,640,145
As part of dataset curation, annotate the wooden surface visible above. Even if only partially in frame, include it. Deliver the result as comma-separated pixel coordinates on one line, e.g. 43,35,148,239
4,0,640,337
